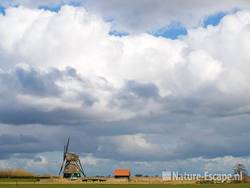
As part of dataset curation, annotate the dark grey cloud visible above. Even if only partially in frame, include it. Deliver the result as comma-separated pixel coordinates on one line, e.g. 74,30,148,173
121,80,159,98
2,110,250,163
15,66,61,96
0,134,41,159
0,134,38,144
0,65,100,125
1,65,60,97
110,80,160,111
0,124,100,160
1,64,250,164
1,64,250,167
0,107,82,125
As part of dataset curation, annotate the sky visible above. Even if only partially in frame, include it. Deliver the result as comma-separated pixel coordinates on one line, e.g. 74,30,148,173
1,0,250,176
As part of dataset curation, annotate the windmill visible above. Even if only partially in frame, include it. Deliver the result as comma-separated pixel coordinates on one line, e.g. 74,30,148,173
59,137,86,179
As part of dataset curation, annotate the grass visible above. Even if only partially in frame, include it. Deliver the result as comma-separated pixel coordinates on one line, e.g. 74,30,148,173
0,178,38,182
0,184,250,188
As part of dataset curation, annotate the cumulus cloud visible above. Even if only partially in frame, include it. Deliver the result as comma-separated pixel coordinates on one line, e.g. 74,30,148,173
0,0,74,8
26,156,48,168
0,5,250,175
84,0,250,32
2,1,250,32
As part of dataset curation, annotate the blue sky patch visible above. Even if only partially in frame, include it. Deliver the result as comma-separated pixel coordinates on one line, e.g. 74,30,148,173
39,4,62,12
203,12,226,27
39,1,81,12
0,5,5,15
152,22,187,39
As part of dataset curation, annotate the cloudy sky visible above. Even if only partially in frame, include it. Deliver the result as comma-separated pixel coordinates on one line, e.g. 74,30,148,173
1,0,250,176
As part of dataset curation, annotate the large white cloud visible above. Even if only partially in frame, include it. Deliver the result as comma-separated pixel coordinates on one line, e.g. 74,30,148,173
0,5,250,175
0,6,225,93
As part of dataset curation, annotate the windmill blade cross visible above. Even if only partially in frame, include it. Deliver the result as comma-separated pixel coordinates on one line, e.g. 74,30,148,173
65,136,70,153
59,137,69,175
59,160,65,175
78,159,86,177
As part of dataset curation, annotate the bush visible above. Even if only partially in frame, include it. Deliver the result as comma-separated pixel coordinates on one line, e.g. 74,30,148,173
0,168,35,178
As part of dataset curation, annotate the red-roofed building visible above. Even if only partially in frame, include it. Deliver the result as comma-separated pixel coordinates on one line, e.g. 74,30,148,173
113,169,131,180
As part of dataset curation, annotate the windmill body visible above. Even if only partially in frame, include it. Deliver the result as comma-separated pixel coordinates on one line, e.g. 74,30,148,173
59,137,86,179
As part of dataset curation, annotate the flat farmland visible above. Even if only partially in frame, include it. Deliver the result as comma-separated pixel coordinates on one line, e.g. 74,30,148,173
0,184,250,188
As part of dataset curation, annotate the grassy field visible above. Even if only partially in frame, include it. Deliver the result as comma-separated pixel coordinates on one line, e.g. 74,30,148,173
0,178,38,182
0,184,250,188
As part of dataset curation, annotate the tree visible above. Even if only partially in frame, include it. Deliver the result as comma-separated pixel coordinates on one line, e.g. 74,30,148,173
233,163,248,182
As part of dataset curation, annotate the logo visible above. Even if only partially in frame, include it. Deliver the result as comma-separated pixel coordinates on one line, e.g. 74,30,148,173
162,170,242,182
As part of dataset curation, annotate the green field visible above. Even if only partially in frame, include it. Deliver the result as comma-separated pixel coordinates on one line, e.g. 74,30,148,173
0,184,250,188
0,178,38,182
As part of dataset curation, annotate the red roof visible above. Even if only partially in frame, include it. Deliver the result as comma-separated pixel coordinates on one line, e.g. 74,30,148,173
113,169,130,177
